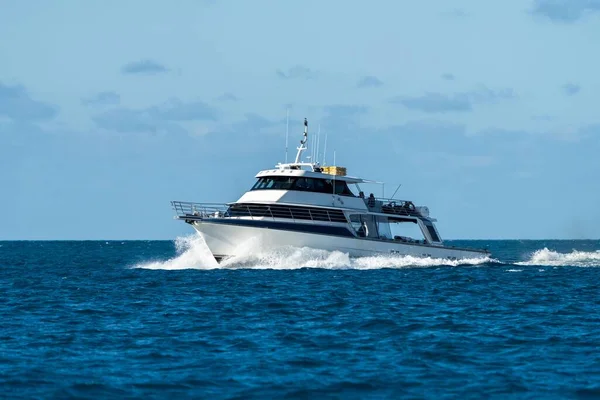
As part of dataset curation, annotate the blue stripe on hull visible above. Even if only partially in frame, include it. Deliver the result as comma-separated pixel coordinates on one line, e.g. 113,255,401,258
203,218,356,238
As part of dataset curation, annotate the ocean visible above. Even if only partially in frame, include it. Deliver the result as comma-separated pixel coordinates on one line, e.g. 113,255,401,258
1,237,599,399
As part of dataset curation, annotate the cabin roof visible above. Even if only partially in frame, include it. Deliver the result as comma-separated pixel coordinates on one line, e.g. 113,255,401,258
255,168,366,183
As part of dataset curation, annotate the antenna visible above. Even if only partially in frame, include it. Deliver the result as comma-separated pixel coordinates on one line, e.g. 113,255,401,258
390,184,402,199
311,124,316,163
332,150,337,200
294,118,308,164
285,108,289,163
323,129,328,165
316,124,321,164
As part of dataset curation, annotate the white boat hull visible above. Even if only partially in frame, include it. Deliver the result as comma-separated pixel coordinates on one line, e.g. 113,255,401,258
191,219,488,262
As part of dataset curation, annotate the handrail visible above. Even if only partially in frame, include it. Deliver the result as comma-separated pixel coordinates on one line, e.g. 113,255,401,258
171,201,230,219
361,197,424,217
375,197,413,205
170,201,348,224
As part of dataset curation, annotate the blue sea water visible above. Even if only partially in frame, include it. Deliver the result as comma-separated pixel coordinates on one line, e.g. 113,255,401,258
1,238,600,399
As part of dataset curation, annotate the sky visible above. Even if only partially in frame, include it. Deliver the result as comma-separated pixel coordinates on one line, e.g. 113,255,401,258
1,0,599,240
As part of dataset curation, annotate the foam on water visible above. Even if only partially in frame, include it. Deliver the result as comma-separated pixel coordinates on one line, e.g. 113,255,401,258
516,247,600,267
4,239,600,398
134,234,494,270
134,235,219,270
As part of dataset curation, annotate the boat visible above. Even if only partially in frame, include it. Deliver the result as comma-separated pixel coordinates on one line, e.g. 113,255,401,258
171,119,490,263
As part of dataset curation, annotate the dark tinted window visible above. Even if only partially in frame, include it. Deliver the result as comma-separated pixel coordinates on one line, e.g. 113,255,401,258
333,180,354,196
251,177,355,197
423,221,441,242
251,177,294,190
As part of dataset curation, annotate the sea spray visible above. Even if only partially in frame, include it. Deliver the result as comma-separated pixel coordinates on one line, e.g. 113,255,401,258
134,234,496,270
516,248,600,267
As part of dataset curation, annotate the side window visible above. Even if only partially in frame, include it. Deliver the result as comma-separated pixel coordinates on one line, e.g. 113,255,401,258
424,221,441,242
252,177,296,190
349,214,362,230
262,178,273,189
322,179,334,194
252,176,354,196
251,178,263,190
312,179,324,193
293,178,310,191
333,181,352,195
253,178,270,190
273,177,294,190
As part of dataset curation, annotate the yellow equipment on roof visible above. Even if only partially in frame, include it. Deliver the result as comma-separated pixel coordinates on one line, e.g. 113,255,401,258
321,166,347,176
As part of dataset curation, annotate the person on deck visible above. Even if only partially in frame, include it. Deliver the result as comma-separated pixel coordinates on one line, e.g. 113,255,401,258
368,193,375,208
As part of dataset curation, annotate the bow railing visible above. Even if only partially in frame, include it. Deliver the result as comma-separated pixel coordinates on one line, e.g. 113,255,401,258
170,201,348,224
171,201,229,219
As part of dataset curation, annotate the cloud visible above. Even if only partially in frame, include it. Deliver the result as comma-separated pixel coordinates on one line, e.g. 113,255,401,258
121,60,168,75
391,93,472,113
357,76,383,88
562,83,581,96
479,123,599,142
93,108,158,133
217,92,238,101
577,123,600,140
417,152,495,169
320,104,369,134
441,8,468,17
82,91,121,106
93,98,217,134
442,73,456,81
389,87,515,113
532,114,555,121
531,0,600,22
0,82,58,122
324,105,369,116
276,65,317,80
150,99,217,121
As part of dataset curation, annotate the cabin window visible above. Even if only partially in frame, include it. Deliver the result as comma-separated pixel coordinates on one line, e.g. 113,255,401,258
389,219,424,242
348,214,379,238
376,218,393,240
251,177,294,190
333,180,354,196
251,177,355,197
349,214,362,231
422,220,441,242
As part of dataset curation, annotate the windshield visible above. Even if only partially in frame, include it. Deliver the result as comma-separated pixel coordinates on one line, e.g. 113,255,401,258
251,176,356,196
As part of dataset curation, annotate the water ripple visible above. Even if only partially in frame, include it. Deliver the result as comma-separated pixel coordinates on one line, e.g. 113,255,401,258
1,240,599,398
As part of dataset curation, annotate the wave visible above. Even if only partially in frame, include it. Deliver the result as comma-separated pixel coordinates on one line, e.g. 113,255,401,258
134,235,219,270
516,248,600,267
134,234,494,270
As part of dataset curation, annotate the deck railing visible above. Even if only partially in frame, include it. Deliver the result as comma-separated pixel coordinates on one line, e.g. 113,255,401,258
361,197,423,217
171,201,229,219
170,201,348,224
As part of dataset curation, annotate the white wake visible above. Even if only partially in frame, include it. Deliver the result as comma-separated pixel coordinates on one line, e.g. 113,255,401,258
133,234,494,270
516,248,600,267
135,235,219,270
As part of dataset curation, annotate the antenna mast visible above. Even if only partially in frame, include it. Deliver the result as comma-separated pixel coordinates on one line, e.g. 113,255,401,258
316,124,321,164
391,184,402,199
294,118,308,164
311,124,316,163
332,150,337,201
323,129,328,166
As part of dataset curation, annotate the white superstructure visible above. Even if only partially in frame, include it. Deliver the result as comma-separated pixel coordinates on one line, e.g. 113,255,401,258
171,119,490,262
